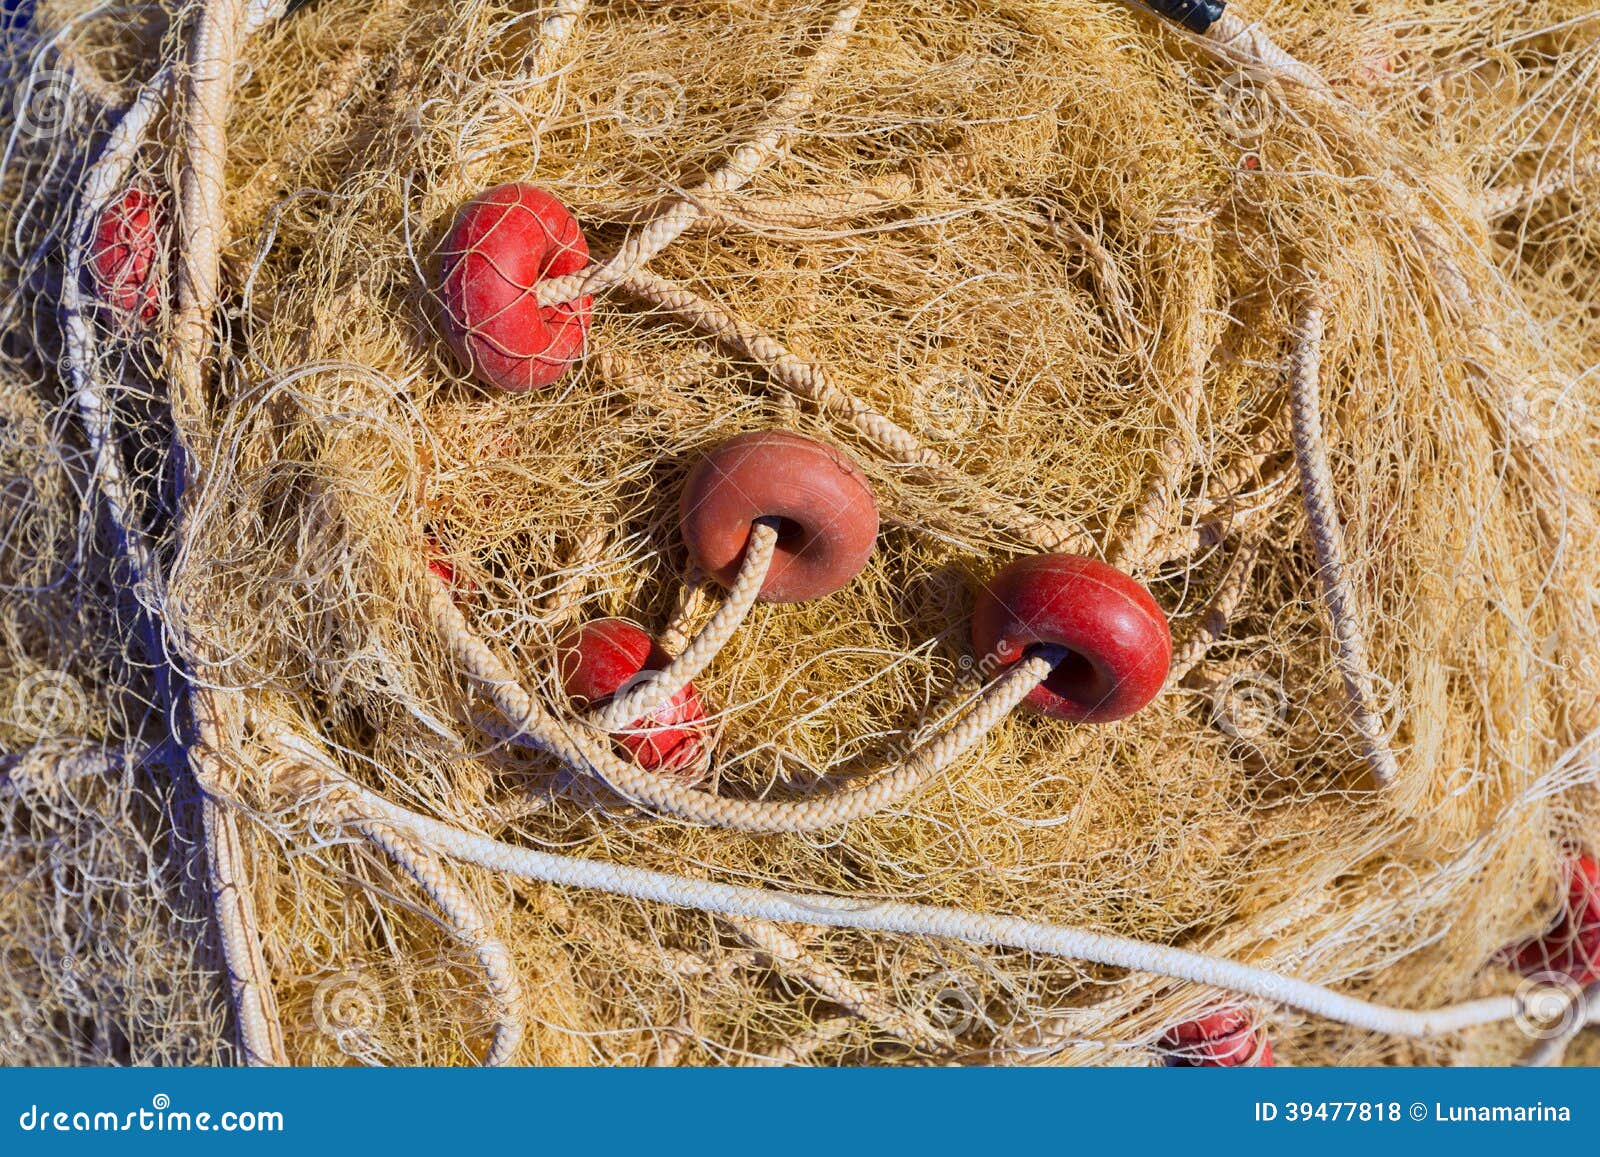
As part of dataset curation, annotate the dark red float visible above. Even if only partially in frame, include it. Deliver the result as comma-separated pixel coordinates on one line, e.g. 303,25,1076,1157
1512,853,1600,984
970,553,1170,723
89,187,163,322
558,618,707,776
438,183,592,392
1162,1010,1274,1067
679,430,878,603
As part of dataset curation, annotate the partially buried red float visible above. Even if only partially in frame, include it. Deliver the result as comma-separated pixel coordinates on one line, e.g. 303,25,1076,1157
437,183,593,392
558,618,707,777
1162,1010,1274,1067
970,553,1170,723
89,187,163,322
679,430,879,603
1511,853,1600,984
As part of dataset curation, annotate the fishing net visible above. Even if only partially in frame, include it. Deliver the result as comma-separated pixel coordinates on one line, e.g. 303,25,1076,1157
1,0,1597,1067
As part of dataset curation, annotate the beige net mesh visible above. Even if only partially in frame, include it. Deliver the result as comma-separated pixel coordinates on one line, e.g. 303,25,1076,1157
1,0,1597,1067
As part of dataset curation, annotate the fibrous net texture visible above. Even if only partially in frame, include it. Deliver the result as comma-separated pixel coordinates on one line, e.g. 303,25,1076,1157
0,0,1597,1067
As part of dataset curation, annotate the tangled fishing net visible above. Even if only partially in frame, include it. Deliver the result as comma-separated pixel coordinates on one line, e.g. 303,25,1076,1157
2,0,1598,1067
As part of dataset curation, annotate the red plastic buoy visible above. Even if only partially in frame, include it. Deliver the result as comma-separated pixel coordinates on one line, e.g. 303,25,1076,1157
1512,854,1600,984
970,553,1170,723
557,618,707,776
1162,1010,1274,1067
438,183,592,392
423,539,473,593
89,187,162,322
679,430,878,603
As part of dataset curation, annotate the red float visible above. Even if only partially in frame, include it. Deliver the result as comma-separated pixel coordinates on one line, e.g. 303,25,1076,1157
970,553,1170,723
679,430,878,603
423,539,472,593
438,183,593,392
1512,853,1600,984
557,618,707,776
1162,1010,1274,1067
89,187,163,322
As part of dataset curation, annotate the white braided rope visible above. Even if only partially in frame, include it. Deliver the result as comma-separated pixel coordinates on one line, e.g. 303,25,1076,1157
741,1017,854,1066
60,0,290,1069
1518,980,1600,1067
591,523,777,731
176,0,291,1070
433,575,1049,831
1201,9,1331,93
619,268,1086,554
533,2,864,307
353,819,526,1066
1482,150,1600,220
722,914,955,1052
268,726,1527,1040
1287,294,1400,789
1168,535,1263,684
0,741,144,799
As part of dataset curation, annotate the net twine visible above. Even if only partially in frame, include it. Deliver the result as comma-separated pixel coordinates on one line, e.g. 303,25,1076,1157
49,0,1597,1063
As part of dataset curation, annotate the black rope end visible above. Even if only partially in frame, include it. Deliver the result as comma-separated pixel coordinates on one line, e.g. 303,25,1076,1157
1147,0,1227,35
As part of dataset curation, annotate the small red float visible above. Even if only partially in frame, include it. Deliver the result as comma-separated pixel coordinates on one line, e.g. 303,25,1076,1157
437,183,593,392
89,187,163,322
1512,853,1600,984
423,538,473,593
970,553,1170,723
679,430,879,603
1162,1010,1274,1067
558,618,707,776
